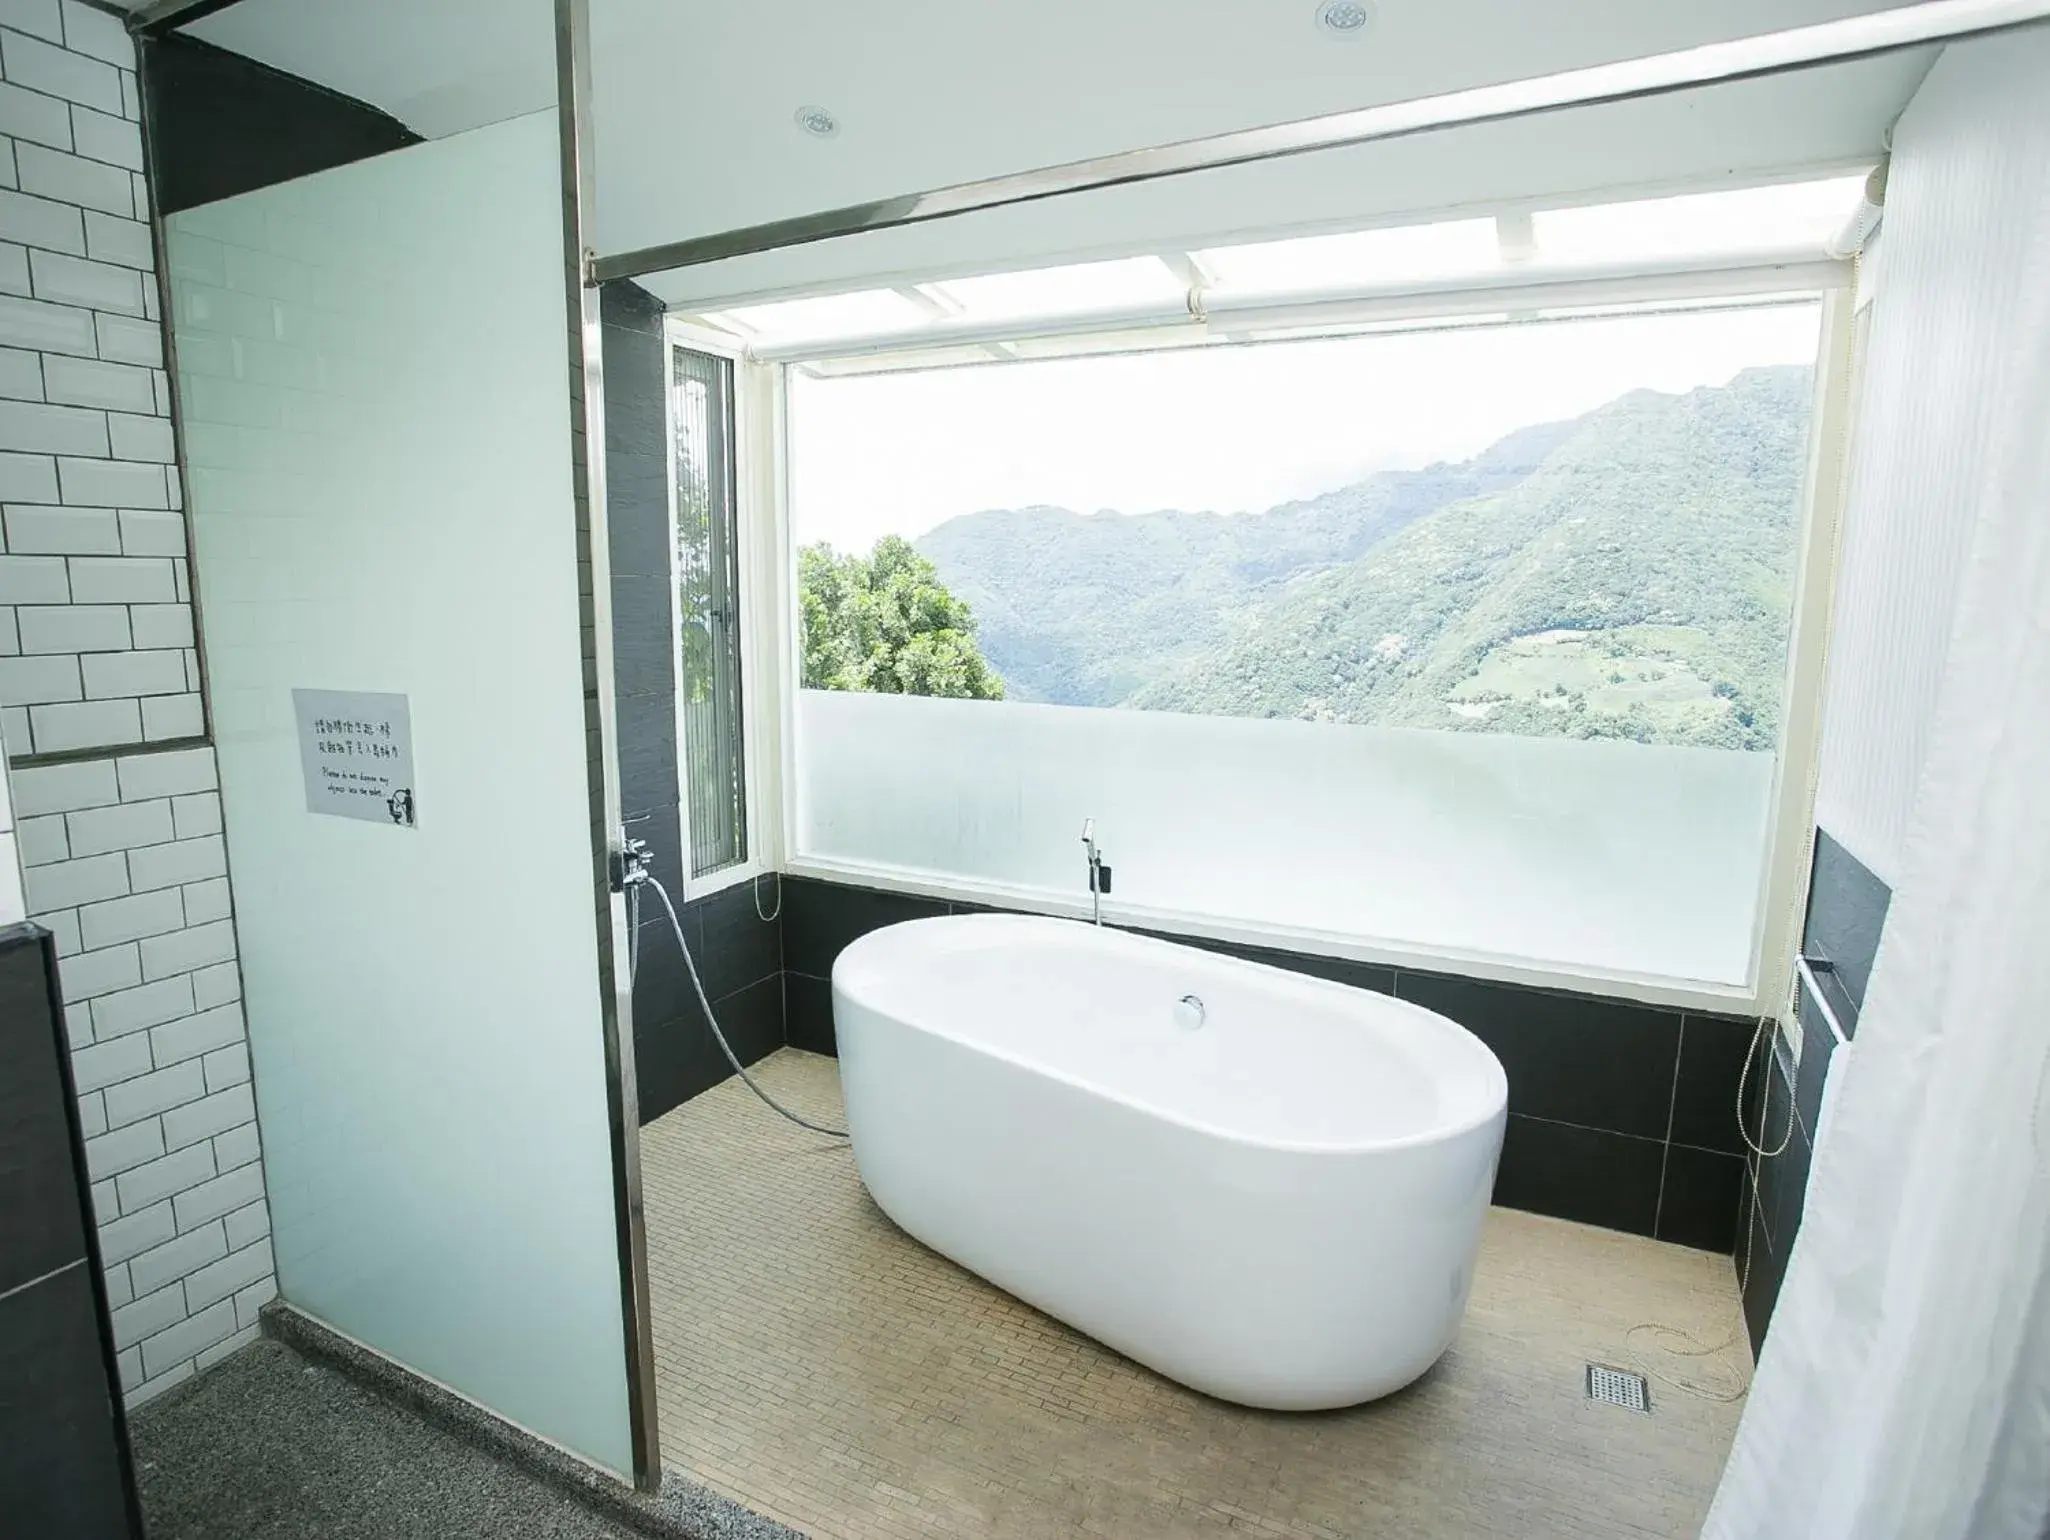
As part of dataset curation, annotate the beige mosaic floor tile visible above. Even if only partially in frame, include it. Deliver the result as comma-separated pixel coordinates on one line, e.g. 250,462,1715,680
643,1049,1747,1540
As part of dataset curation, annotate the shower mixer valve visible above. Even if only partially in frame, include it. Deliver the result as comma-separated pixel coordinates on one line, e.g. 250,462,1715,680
611,826,653,892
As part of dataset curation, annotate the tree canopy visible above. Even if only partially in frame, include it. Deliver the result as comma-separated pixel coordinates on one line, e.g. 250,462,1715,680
799,535,1005,700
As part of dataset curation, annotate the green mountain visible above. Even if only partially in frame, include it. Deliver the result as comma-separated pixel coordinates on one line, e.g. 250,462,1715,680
911,365,1812,750
913,418,1575,708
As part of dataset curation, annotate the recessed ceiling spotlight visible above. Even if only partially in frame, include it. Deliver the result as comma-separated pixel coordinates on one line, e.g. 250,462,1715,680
1314,0,1376,39
794,105,840,139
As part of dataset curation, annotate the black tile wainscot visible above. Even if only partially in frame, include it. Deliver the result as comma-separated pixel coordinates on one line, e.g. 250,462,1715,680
0,923,147,1539
781,879,952,1055
1740,827,1888,1353
778,875,1753,1253
602,281,786,1124
627,876,785,1123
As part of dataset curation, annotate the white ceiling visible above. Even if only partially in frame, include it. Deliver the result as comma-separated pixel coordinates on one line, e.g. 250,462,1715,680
633,57,1922,309
179,0,1936,305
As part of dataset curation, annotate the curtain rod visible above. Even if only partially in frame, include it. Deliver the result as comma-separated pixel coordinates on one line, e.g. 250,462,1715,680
593,0,2048,284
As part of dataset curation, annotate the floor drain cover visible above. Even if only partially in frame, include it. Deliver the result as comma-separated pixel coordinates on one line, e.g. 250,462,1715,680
1586,1363,1651,1413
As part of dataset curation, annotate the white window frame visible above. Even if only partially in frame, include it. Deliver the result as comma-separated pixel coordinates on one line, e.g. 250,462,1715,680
754,275,1858,1018
663,316,776,901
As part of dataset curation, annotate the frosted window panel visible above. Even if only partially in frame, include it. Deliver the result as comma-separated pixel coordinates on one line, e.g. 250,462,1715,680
168,112,632,1473
926,257,1187,321
797,691,1774,986
1533,177,1868,267
716,288,928,346
1197,218,1503,294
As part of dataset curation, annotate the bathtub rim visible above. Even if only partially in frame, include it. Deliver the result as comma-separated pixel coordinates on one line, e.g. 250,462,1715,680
833,912,1509,1159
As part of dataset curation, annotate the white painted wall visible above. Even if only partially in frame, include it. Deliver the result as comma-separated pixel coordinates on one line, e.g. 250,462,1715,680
166,110,634,1475
1814,32,2050,886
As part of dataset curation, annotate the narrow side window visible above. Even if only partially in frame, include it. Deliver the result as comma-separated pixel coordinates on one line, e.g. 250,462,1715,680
673,344,748,877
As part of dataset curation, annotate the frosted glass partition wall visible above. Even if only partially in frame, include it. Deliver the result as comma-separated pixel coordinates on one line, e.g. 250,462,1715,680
166,112,633,1472
789,306,1825,990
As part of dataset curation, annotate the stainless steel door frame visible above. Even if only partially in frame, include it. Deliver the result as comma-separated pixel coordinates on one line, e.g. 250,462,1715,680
558,0,663,1493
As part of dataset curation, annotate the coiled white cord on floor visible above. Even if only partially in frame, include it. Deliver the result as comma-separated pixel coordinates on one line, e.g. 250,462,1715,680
1623,1318,1752,1405
641,875,849,1140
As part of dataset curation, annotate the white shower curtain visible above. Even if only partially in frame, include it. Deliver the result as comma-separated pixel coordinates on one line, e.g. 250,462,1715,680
1702,37,2050,1540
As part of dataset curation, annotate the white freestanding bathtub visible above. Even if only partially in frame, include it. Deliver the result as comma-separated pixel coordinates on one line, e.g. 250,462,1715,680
833,914,1507,1411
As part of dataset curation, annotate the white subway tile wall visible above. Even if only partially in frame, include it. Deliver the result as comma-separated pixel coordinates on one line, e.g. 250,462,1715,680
0,5,274,1410
0,5,196,761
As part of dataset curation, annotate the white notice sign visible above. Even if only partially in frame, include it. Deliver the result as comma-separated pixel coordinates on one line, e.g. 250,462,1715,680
292,689,417,827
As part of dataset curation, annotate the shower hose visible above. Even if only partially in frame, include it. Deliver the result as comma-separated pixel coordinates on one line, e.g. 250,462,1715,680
634,875,849,1139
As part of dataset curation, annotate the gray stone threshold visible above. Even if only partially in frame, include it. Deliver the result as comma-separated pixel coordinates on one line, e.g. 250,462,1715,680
260,1302,803,1540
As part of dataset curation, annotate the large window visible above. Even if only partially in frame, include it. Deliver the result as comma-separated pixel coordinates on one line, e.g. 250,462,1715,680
783,301,1828,988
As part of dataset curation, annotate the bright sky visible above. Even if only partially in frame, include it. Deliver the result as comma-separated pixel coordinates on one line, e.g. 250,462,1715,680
788,303,1822,551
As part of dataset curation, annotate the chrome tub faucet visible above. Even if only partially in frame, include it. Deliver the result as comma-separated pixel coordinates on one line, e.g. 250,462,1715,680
1081,818,1112,926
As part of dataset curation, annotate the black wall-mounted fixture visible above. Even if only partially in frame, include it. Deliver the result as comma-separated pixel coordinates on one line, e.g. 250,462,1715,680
0,924,147,1539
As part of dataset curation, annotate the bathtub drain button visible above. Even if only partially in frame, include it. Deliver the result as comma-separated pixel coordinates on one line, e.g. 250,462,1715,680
1174,994,1206,1029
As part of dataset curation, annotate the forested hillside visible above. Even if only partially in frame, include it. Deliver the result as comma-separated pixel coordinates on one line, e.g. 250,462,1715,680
914,419,1574,708
908,366,1812,750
